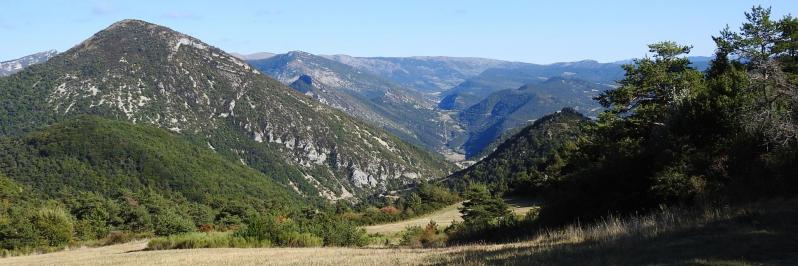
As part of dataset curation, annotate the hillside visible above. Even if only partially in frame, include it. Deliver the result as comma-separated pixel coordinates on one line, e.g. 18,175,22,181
248,51,451,151
451,79,605,157
0,116,309,238
0,19,451,201
446,108,588,192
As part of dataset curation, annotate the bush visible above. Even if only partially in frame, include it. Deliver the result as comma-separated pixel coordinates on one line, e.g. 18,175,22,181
32,207,74,247
281,232,323,247
400,221,446,248
153,211,195,236
146,232,271,250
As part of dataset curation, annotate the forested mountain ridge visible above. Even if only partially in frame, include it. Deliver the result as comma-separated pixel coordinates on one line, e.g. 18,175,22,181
439,60,625,110
445,108,588,192
0,19,451,201
449,77,609,157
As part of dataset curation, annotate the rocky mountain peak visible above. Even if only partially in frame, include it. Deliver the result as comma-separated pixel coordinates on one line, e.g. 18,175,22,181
0,19,450,201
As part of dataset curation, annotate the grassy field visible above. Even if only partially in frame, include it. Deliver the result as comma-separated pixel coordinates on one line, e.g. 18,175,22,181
3,198,797,265
364,198,538,235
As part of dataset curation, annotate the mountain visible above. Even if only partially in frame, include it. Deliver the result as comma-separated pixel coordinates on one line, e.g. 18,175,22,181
451,77,610,157
231,52,275,60
0,50,57,76
0,115,308,212
444,108,588,192
613,56,713,71
322,55,513,94
247,51,452,152
0,19,451,201
439,60,625,110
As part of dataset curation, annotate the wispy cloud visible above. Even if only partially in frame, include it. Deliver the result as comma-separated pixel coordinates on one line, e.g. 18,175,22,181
161,11,203,20
91,2,116,15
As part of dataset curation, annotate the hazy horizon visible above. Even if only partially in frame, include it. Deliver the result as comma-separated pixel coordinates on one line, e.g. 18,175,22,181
2,0,796,64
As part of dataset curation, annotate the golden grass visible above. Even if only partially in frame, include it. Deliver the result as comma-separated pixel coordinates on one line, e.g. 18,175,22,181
3,198,796,266
364,200,537,235
364,203,464,235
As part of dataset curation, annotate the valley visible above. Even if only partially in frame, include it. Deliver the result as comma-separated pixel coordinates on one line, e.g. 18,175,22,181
1,3,796,265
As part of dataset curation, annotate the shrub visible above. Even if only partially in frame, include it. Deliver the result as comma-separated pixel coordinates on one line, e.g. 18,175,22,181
198,223,215,233
400,221,446,248
102,231,131,245
281,232,323,247
32,207,74,247
153,211,195,236
146,232,271,250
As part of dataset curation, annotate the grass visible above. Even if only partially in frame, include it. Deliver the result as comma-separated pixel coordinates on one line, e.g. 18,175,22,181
146,232,272,250
364,199,537,235
2,198,796,265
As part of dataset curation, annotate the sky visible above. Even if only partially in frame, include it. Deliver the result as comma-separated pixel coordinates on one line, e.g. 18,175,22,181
1,0,796,64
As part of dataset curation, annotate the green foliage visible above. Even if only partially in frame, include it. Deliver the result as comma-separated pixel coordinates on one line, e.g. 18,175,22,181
447,108,587,195
444,6,798,244
31,207,74,247
459,185,512,228
347,183,460,226
153,211,195,236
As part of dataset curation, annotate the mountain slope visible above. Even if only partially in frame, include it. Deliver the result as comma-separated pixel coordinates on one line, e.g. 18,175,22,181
439,60,624,110
0,19,451,201
0,116,307,208
451,77,609,157
0,50,57,76
248,51,451,151
445,108,588,192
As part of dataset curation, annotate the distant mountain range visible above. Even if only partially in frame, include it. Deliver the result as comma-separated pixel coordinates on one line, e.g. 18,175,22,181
438,60,625,110
247,51,450,151
0,49,57,76
234,52,713,159
452,77,611,157
321,55,514,94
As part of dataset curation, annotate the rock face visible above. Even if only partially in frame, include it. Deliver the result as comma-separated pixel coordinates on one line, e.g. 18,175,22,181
0,50,57,76
249,51,451,152
0,19,451,201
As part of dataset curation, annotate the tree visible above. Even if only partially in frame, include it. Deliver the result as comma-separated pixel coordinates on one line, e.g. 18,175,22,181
459,184,511,228
715,6,798,146
597,41,704,134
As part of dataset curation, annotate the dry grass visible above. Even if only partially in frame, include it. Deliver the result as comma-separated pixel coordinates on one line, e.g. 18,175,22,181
3,198,796,266
364,203,465,235
364,200,537,235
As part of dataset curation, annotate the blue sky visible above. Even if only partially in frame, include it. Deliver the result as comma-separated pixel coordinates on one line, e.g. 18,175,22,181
1,0,796,63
